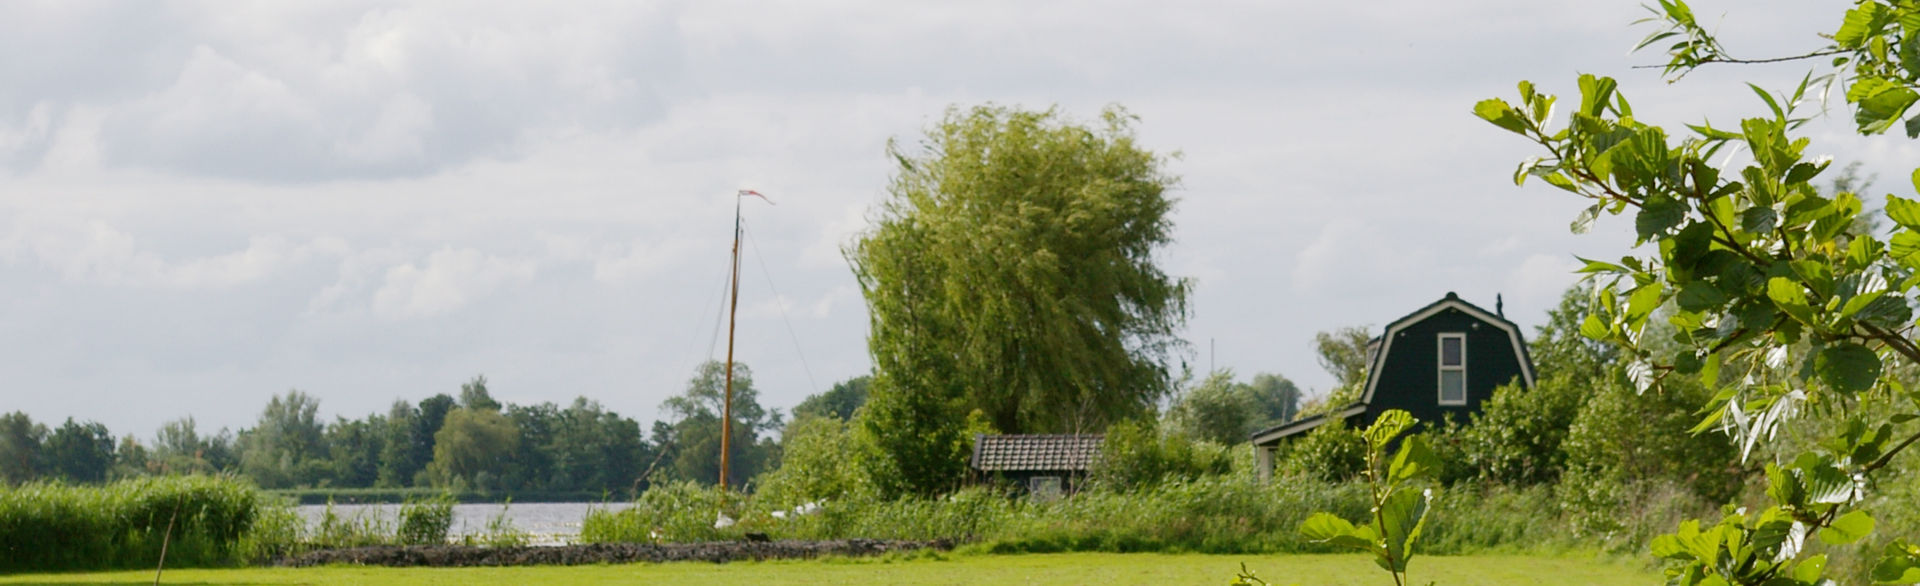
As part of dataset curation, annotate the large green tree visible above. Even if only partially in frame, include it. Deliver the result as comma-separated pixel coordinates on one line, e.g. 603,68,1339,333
659,360,781,489
1477,2,1920,582
849,104,1189,436
426,407,520,491
238,390,328,488
0,412,45,485
43,418,113,483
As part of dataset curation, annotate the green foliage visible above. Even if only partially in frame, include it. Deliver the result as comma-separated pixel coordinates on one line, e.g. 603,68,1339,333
1165,370,1300,445
854,376,982,497
0,411,47,486
1297,410,1440,583
43,418,113,484
582,473,1579,557
0,475,261,572
658,360,782,489
1454,376,1584,486
848,104,1190,437
238,390,328,489
1273,417,1366,482
426,407,521,491
1088,419,1231,492
1314,326,1374,390
1479,2,1920,581
395,493,454,545
794,375,871,422
580,480,731,544
756,415,877,508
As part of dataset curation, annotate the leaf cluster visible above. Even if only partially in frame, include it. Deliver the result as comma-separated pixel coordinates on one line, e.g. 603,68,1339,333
1297,410,1441,585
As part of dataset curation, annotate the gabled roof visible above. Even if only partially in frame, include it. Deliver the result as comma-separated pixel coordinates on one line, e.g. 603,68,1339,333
1359,292,1535,404
1247,292,1534,447
970,434,1104,472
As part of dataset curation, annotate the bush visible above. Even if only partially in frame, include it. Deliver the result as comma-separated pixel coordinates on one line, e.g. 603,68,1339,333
1453,375,1584,486
577,473,1579,556
0,475,261,572
1272,418,1365,482
396,493,454,545
754,416,877,508
1089,419,1232,491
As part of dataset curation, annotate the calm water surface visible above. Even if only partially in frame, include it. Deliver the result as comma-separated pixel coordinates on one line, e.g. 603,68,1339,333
295,502,632,545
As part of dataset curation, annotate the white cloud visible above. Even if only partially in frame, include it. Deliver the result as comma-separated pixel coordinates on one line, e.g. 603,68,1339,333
370,247,536,318
0,214,342,290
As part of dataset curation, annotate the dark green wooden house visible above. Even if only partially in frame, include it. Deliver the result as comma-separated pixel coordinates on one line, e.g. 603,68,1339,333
1250,292,1535,481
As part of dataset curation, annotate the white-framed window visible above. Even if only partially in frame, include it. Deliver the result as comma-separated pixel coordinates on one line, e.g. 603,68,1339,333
1438,333,1467,405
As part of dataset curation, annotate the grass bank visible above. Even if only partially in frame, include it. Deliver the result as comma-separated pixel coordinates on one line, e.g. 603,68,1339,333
582,477,1585,556
0,552,1654,585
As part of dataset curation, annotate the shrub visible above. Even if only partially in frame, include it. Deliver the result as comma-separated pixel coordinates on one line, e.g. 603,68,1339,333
0,475,261,572
396,493,454,545
754,416,877,508
1272,418,1365,482
1089,419,1232,491
1453,375,1584,486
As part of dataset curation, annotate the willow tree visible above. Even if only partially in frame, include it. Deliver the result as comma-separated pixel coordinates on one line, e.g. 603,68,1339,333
849,105,1188,482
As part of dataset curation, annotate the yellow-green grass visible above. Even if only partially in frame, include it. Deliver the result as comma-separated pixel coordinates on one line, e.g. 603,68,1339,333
0,552,1652,585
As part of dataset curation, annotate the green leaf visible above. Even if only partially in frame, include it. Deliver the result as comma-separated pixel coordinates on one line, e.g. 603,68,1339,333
1475,99,1531,135
1848,77,1919,135
1376,488,1431,572
1627,283,1665,320
1766,463,1804,508
1766,277,1815,323
1300,513,1381,555
1835,2,1883,49
1578,74,1618,117
1819,510,1874,545
1751,83,1785,121
1892,232,1920,268
1792,554,1827,583
1579,313,1611,340
1387,436,1442,484
1798,456,1857,505
1571,204,1601,234
1637,197,1686,241
1742,206,1778,233
1913,168,1920,195
1364,410,1415,449
1887,196,1920,230
1816,342,1881,393
1676,281,1728,312
1872,540,1920,583
1650,534,1695,560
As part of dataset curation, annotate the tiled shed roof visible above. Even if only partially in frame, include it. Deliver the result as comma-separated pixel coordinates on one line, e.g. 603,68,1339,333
970,434,1105,472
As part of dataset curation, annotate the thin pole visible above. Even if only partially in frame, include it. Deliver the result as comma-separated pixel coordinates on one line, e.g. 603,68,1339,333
720,194,743,491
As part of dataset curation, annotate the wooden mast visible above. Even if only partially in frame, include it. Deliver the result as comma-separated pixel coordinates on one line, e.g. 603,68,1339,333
720,193,743,491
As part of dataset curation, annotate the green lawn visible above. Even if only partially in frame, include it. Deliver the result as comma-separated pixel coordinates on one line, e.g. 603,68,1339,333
0,553,1655,585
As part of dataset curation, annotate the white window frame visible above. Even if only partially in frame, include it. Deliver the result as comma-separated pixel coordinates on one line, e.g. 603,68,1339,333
1438,333,1467,405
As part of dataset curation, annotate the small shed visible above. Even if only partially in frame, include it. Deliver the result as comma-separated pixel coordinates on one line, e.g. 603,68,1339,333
1251,292,1536,481
969,434,1104,498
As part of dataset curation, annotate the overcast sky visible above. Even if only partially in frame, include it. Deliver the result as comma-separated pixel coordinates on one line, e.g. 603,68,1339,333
4,1,1915,437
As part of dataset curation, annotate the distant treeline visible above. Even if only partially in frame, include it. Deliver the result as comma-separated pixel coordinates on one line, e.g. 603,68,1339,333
0,361,863,498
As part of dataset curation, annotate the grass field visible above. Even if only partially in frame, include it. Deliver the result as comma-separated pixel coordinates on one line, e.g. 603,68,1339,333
0,552,1654,585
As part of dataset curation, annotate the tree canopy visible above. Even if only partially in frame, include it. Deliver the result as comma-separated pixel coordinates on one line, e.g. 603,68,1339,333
1476,1,1920,582
849,104,1190,437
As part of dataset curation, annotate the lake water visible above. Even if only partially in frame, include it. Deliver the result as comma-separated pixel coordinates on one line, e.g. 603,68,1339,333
295,501,632,546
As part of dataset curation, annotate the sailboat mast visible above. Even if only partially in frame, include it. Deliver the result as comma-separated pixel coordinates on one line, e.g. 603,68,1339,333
720,194,743,491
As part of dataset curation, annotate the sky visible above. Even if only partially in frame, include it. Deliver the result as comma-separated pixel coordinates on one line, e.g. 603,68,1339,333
4,0,1916,438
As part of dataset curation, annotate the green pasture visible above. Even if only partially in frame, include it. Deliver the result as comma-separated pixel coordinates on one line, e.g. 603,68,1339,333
0,552,1653,585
